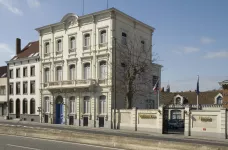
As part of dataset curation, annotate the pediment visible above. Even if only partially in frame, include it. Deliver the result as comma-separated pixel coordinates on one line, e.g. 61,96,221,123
61,13,79,28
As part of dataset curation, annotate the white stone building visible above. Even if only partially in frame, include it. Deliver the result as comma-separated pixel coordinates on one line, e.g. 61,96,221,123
35,8,161,128
6,39,40,122
0,66,7,118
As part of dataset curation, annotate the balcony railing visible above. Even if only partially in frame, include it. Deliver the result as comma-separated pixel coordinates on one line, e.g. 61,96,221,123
99,43,108,48
83,46,90,51
45,79,96,89
69,48,76,53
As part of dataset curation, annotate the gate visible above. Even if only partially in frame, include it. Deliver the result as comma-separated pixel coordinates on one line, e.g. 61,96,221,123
163,105,185,134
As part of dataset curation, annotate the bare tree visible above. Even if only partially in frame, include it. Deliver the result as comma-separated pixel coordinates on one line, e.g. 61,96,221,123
113,35,158,109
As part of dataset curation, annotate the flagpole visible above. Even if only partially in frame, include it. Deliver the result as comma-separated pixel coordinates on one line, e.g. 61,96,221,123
197,93,198,110
157,89,159,109
197,75,199,110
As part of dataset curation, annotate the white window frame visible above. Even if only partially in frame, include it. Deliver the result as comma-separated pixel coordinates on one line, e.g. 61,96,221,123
84,96,90,114
99,95,106,114
44,97,50,113
56,66,63,81
69,64,76,80
69,96,75,114
83,63,91,80
100,30,107,44
44,68,50,82
57,39,62,52
99,61,107,79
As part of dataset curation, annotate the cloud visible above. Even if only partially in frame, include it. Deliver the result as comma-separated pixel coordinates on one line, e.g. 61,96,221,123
0,0,23,16
173,46,200,55
200,37,215,44
26,0,40,8
204,51,228,59
0,43,15,58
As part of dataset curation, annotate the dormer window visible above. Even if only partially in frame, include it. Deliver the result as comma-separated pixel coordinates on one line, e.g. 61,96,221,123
175,97,181,105
217,96,223,104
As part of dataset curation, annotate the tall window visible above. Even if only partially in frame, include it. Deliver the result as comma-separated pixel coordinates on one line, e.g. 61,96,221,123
57,39,62,51
99,95,106,114
141,40,145,50
69,96,75,114
217,96,223,104
44,97,50,113
23,81,28,94
16,68,20,78
99,61,107,79
84,96,90,114
69,65,75,80
30,99,35,114
100,30,106,44
0,86,5,95
23,67,27,77
9,69,13,78
70,37,76,49
122,32,127,45
84,34,90,47
30,81,35,94
9,99,13,113
23,99,28,114
9,83,13,94
44,68,50,82
16,82,20,94
176,97,181,105
45,42,50,53
84,63,90,80
30,66,35,76
56,66,62,81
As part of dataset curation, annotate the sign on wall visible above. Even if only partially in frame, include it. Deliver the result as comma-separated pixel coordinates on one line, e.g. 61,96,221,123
192,115,217,128
139,113,157,119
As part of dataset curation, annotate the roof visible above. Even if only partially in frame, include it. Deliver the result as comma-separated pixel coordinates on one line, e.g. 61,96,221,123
0,66,7,78
10,41,39,61
160,90,222,105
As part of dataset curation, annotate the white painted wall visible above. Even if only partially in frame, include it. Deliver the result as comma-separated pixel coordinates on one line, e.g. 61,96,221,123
0,77,7,103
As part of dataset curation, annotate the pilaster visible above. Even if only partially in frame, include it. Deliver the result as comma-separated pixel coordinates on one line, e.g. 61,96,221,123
184,106,190,136
220,108,227,139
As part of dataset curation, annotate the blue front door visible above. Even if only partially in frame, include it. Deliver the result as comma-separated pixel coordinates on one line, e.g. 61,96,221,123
56,103,63,124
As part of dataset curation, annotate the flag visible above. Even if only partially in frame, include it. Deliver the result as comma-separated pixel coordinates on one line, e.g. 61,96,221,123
195,75,199,95
153,78,159,93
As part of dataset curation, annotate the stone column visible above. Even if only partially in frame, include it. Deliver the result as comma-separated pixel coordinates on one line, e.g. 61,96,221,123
158,106,163,134
76,94,80,126
184,106,190,136
90,96,95,127
131,107,136,131
220,108,227,139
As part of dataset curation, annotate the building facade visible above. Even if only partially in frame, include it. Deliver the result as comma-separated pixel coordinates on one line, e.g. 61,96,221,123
0,66,8,118
6,39,40,122
36,8,160,128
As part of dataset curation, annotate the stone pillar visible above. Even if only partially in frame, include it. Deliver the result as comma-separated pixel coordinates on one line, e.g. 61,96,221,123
220,108,227,139
158,106,163,134
90,96,95,127
75,95,80,126
184,106,191,136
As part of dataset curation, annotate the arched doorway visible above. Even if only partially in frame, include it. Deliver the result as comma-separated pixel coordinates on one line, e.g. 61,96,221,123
55,96,63,124
16,99,20,118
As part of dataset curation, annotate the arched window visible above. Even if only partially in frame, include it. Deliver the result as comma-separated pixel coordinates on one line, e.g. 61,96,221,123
99,61,107,79
217,96,223,104
100,30,106,44
84,34,90,47
45,42,50,53
44,97,50,113
23,99,28,114
57,40,62,51
99,95,106,114
84,96,90,114
69,65,75,80
56,66,62,81
9,99,13,113
69,96,75,114
84,63,90,80
70,37,76,49
175,97,181,105
44,68,50,82
30,99,35,114
122,32,127,45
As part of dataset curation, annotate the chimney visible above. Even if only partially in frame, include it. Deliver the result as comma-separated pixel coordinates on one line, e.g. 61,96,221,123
16,38,21,55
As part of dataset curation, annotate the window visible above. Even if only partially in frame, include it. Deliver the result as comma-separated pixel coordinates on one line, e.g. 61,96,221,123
100,30,106,44
70,37,76,49
23,82,28,94
23,67,27,77
84,63,90,80
56,66,62,81
9,99,13,113
44,68,50,82
31,66,35,76
217,96,223,104
69,65,75,80
84,96,90,114
99,61,107,79
44,97,50,113
9,83,13,95
45,42,50,53
122,32,127,45
176,97,181,105
152,76,159,87
16,82,20,94
16,68,20,78
69,96,75,114
141,40,145,50
84,34,90,48
30,81,35,94
30,99,35,114
171,110,182,120
57,39,62,51
99,95,106,114
9,69,13,78
23,99,28,114
0,86,5,95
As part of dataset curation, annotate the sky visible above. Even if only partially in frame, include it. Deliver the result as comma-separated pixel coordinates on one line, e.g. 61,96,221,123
0,0,227,92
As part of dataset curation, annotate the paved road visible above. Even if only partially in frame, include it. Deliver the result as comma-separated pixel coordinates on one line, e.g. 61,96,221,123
0,134,122,150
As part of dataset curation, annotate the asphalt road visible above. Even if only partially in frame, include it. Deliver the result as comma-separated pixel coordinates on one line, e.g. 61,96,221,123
0,134,122,150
